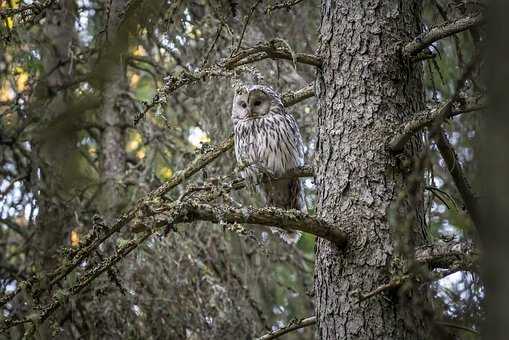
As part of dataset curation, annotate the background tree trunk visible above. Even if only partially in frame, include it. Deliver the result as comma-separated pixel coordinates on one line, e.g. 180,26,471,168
483,1,509,338
31,1,78,338
314,1,431,338
97,0,129,222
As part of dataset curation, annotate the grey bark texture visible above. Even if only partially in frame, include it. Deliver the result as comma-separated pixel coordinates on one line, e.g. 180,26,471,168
314,1,431,338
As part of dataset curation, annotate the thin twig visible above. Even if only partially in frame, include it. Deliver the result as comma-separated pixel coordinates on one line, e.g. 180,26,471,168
231,0,263,56
257,316,316,340
265,0,306,13
435,131,481,228
436,321,480,335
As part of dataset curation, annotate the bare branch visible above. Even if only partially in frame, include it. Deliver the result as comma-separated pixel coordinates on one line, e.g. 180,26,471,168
388,102,484,153
436,321,480,336
357,274,411,303
257,316,316,340
232,0,263,55
415,241,478,270
178,202,346,246
281,84,315,107
226,42,322,69
403,14,484,57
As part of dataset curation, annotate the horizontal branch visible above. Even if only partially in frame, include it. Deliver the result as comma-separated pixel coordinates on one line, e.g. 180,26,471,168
415,240,478,270
403,14,484,57
178,202,346,246
281,84,315,107
226,42,322,68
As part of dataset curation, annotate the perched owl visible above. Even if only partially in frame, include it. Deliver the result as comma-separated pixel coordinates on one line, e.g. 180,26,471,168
231,84,305,243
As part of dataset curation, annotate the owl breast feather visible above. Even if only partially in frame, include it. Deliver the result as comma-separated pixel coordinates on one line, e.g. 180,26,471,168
233,113,304,181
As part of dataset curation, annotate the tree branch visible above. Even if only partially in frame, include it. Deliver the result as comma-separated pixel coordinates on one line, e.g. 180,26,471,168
281,84,315,107
415,240,478,270
403,14,484,57
226,42,322,69
256,316,316,340
265,0,307,14
388,102,484,153
435,131,482,228
0,137,233,309
177,202,346,246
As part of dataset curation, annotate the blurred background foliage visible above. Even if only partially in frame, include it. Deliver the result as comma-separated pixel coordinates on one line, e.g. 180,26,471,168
0,0,483,339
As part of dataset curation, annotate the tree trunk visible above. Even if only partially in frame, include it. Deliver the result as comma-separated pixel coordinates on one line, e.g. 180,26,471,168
31,0,78,338
482,1,509,338
314,1,431,338
98,0,129,222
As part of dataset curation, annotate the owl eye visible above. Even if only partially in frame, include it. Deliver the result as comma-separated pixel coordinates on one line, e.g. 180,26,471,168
253,100,262,106
240,102,247,108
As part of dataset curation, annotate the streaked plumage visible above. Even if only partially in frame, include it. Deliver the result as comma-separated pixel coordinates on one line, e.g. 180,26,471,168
231,84,305,243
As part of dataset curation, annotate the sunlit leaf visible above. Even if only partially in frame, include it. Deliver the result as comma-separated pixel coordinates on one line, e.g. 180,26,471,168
0,81,14,101
14,66,29,92
70,229,80,247
158,166,173,181
126,130,143,152
132,45,146,57
188,127,210,148
136,147,146,160
130,73,141,88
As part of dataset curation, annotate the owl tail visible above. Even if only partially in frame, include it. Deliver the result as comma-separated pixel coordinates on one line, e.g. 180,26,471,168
274,228,301,244
264,178,305,245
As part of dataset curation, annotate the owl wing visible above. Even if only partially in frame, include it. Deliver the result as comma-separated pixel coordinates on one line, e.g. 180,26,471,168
261,111,306,211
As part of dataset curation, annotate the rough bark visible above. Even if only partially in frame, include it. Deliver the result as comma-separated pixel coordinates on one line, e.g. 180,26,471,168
314,1,431,338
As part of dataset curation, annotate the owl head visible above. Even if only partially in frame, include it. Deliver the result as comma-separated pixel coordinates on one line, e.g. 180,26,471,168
231,85,284,123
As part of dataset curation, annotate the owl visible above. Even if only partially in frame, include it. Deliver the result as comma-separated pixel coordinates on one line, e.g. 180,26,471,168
231,84,306,243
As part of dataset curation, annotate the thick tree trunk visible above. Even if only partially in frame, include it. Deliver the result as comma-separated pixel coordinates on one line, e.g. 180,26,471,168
314,1,431,338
